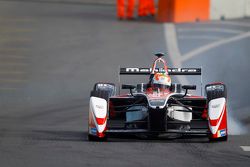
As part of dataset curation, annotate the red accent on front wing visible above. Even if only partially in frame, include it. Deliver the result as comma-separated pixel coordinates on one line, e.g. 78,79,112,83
97,132,105,138
209,104,225,126
210,105,228,138
89,110,107,138
209,119,218,126
95,116,107,125
210,110,227,138
202,105,208,119
219,107,227,132
96,125,108,138
109,101,116,118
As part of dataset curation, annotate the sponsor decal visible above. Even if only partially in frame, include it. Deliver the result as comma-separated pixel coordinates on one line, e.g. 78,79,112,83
121,68,201,75
91,128,97,134
169,68,198,73
125,68,199,73
220,129,226,137
96,104,104,110
211,104,220,108
125,68,141,72
217,129,226,137
206,85,224,91
97,83,114,89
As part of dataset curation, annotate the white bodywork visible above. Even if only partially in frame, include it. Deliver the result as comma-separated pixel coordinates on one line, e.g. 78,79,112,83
167,106,192,122
89,97,107,134
208,97,226,134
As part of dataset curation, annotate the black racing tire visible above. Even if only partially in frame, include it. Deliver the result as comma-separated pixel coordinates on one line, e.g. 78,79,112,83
88,134,107,142
90,89,110,102
205,83,227,102
209,135,228,142
90,82,116,101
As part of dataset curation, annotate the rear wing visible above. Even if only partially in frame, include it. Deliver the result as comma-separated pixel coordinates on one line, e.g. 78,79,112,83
120,68,201,75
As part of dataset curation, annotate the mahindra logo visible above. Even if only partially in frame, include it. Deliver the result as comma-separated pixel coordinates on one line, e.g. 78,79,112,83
169,68,198,73
211,104,220,108
125,68,198,73
96,105,104,109
126,68,140,72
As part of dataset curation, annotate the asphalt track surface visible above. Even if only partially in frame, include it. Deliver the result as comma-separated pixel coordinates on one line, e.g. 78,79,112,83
0,1,250,167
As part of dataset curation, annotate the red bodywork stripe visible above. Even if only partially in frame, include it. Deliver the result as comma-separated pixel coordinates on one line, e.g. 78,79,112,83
202,104,208,119
209,103,225,126
95,116,107,125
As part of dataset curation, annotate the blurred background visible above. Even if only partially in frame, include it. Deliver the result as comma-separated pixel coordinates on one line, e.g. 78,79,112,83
0,0,250,166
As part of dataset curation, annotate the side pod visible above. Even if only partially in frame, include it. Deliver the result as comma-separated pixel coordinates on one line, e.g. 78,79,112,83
88,96,108,138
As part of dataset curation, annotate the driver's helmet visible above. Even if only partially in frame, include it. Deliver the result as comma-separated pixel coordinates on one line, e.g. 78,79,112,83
151,72,171,88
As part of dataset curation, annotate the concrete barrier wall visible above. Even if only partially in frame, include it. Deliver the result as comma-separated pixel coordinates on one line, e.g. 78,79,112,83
210,0,250,20
246,0,250,16
157,0,209,23
60,0,115,4
5,0,116,5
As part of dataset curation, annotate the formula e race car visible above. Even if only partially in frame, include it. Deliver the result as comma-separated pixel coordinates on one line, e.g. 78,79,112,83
88,53,228,141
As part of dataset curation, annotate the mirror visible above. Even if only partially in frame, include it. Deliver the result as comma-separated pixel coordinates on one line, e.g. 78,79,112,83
182,85,196,90
122,84,136,90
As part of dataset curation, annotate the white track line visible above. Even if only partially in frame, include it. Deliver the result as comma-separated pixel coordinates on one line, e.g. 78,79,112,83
0,88,18,91
164,24,250,80
0,55,28,59
178,28,243,34
178,35,223,40
0,62,28,66
163,23,249,135
0,79,27,83
240,146,250,151
163,24,189,84
0,71,26,75
200,21,250,28
221,21,250,27
181,31,250,62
